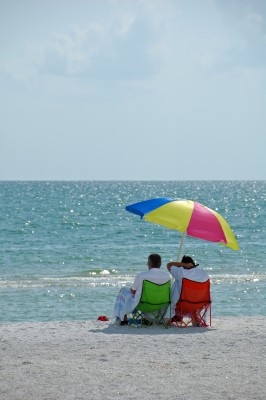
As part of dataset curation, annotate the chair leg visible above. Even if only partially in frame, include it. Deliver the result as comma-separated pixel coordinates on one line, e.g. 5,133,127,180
128,310,142,327
171,305,211,328
153,305,170,328
129,306,170,329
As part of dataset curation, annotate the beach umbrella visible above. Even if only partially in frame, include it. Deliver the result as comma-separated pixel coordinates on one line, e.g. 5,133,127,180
125,198,239,260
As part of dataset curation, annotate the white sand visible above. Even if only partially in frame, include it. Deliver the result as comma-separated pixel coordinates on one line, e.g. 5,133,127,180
1,317,265,400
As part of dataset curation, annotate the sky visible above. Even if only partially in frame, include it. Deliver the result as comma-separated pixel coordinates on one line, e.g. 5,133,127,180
1,0,265,180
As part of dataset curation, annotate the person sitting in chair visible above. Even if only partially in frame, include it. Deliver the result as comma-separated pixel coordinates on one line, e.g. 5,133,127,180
113,253,170,326
167,255,210,325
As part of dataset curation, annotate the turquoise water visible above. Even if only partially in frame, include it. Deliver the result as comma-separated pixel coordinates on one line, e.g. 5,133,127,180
0,181,265,323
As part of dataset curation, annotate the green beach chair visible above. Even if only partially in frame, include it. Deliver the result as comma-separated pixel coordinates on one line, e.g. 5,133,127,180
129,280,171,328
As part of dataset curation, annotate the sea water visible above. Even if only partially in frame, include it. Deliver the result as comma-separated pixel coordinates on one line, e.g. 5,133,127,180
0,181,265,323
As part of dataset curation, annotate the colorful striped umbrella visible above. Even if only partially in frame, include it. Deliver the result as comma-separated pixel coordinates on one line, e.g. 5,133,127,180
125,198,239,260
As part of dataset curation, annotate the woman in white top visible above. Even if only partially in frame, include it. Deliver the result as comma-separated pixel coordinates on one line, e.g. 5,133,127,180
167,255,209,318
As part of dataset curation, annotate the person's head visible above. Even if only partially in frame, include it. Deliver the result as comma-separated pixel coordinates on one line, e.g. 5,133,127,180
181,255,199,268
147,254,161,269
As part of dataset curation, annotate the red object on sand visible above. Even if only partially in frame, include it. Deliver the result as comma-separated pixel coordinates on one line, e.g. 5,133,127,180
97,315,109,321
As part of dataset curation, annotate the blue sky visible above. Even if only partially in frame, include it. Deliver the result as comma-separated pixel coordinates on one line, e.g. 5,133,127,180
1,0,265,180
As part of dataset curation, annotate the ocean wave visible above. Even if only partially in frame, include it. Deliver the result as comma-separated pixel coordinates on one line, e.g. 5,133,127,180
0,273,265,289
0,275,134,289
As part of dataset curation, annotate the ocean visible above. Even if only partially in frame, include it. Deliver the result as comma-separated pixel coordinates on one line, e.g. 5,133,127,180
0,180,265,323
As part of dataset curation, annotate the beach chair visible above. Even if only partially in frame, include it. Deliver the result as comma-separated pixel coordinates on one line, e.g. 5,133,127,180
128,280,171,328
172,278,211,328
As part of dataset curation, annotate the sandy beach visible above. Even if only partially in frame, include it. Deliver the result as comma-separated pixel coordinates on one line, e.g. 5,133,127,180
1,317,265,400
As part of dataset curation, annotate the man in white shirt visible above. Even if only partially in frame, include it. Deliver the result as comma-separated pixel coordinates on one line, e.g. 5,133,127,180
167,255,210,318
113,254,170,325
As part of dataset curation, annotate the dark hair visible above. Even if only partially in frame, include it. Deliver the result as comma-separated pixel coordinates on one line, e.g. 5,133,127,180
181,255,198,266
148,254,161,268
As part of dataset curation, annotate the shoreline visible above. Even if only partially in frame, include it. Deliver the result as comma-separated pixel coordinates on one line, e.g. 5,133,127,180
1,317,265,400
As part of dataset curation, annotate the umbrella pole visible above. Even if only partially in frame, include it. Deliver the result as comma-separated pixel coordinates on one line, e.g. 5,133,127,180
177,232,186,261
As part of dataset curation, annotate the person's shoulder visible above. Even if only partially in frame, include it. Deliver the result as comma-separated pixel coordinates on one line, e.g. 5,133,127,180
197,268,209,278
151,268,169,274
136,270,149,277
157,269,171,279
198,267,209,274
161,269,171,276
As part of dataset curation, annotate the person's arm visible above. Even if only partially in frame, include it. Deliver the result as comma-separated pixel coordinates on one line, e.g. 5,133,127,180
167,261,194,272
130,272,142,295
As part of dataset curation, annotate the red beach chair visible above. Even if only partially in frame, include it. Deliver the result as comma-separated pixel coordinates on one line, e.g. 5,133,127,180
173,278,211,328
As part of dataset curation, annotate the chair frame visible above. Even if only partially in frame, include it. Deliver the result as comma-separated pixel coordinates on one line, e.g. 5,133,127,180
172,278,211,328
128,280,171,328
